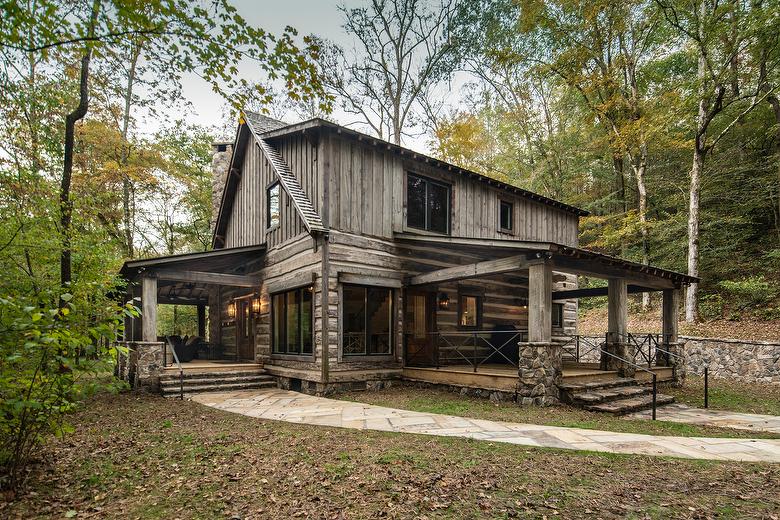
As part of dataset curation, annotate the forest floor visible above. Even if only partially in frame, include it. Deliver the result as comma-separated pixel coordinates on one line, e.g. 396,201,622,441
578,307,780,341
4,392,780,520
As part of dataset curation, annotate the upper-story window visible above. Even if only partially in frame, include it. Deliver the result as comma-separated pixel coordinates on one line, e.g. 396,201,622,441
499,200,513,232
267,182,280,229
407,173,450,234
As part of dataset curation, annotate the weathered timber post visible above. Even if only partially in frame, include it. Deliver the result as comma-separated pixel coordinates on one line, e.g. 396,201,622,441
603,278,634,377
662,288,686,385
518,261,561,406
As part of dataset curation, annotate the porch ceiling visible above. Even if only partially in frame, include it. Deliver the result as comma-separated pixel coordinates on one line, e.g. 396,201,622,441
118,244,266,304
395,233,698,289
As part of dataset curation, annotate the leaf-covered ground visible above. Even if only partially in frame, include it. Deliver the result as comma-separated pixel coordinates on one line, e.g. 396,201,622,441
3,392,780,519
340,385,780,439
579,307,780,341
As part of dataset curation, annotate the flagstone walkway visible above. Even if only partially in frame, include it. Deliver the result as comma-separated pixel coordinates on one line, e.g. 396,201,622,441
627,403,780,434
191,389,780,463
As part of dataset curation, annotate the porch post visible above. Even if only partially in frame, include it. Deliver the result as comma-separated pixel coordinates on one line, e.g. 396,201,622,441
528,263,552,343
603,278,634,377
518,262,561,406
141,275,158,342
197,304,206,338
661,288,685,383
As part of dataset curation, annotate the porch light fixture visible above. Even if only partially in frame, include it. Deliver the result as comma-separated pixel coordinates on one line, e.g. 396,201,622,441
437,292,450,310
227,301,237,319
251,295,261,315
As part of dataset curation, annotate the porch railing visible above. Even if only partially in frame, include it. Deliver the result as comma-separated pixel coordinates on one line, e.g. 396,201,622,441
405,330,528,372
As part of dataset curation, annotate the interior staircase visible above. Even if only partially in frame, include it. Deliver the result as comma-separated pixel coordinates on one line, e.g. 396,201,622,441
558,367,676,414
160,366,276,398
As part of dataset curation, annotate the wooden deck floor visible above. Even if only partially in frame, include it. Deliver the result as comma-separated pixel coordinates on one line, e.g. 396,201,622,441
163,359,260,372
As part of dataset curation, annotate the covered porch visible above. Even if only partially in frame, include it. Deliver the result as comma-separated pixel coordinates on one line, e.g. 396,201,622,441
396,234,697,403
117,245,266,390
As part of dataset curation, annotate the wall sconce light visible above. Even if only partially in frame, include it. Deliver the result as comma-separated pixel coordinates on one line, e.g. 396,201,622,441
437,292,450,310
251,295,261,315
227,301,237,319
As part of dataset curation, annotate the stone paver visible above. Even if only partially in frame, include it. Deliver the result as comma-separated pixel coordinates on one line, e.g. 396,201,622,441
191,389,780,462
628,403,780,434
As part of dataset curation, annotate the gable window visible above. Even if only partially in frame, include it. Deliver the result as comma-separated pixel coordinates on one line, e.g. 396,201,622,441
458,294,482,329
267,182,281,229
552,303,564,329
407,173,451,234
499,200,513,232
343,285,393,356
271,286,313,355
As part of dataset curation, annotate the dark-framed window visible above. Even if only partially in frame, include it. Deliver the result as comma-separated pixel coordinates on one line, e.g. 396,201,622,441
267,182,281,229
342,285,393,356
499,200,513,232
271,286,313,355
406,173,451,234
552,303,564,328
458,294,482,329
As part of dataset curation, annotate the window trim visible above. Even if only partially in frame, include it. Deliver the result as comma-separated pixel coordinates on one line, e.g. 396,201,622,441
406,172,451,235
552,302,564,329
341,284,395,357
457,293,483,330
266,181,281,231
270,285,314,359
499,199,514,233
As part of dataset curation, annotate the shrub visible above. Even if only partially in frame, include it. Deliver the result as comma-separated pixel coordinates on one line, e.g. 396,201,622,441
698,293,725,320
717,276,780,311
0,290,136,491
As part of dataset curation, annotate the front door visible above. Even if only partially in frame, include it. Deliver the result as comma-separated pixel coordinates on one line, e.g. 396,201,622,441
404,290,437,366
236,299,255,360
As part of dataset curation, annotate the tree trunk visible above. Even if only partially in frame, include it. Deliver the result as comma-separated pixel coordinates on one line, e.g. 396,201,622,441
121,42,142,259
634,143,650,311
60,0,99,289
686,140,704,323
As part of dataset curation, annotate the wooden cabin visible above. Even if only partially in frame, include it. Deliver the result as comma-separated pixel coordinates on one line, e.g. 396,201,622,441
119,112,695,404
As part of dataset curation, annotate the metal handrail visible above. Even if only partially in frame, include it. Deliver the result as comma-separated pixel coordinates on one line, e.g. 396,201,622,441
404,330,527,371
164,337,184,400
597,344,660,420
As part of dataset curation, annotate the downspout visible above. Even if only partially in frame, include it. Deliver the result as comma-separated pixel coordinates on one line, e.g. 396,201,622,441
319,136,330,390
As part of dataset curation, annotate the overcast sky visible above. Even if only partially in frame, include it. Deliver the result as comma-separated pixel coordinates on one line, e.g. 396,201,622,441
139,0,460,153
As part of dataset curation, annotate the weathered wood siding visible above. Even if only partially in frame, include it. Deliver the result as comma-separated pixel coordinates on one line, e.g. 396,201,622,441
321,132,579,246
224,133,320,249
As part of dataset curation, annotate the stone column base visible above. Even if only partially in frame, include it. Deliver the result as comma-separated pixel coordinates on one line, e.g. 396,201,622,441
517,342,562,406
117,341,164,393
601,342,636,378
666,341,686,387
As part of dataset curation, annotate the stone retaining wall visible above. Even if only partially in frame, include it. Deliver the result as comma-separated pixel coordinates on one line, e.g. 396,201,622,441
116,341,165,392
682,336,780,384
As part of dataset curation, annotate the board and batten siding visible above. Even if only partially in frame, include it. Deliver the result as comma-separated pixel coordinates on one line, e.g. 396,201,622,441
321,132,579,246
224,133,321,249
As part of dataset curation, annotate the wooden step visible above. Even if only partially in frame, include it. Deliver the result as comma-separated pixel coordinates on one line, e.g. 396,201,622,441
160,373,274,388
160,368,266,381
558,377,637,393
162,379,276,397
570,385,651,406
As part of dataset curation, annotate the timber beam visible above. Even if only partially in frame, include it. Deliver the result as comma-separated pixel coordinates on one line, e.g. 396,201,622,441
152,269,259,288
406,254,543,286
552,284,659,300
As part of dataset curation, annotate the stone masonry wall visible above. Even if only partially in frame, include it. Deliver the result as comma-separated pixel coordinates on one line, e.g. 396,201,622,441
683,336,780,384
117,341,165,393
517,342,562,406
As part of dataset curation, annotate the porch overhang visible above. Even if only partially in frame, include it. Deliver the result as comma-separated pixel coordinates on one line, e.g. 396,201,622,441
395,234,698,290
117,244,266,342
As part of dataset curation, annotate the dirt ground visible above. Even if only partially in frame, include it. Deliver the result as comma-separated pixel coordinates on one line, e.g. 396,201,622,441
3,392,779,519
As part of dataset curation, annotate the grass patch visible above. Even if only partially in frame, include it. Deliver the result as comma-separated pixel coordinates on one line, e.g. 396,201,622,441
342,385,779,439
666,375,780,416
4,392,780,519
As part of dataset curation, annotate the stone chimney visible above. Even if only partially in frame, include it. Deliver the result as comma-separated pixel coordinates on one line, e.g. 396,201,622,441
211,141,233,234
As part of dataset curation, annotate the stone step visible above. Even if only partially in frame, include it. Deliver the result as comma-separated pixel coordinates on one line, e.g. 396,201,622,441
160,374,274,388
585,393,675,414
569,385,651,405
558,377,637,393
161,380,277,397
160,369,266,381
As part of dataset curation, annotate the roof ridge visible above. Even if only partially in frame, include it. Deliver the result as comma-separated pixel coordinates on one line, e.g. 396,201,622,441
256,138,327,234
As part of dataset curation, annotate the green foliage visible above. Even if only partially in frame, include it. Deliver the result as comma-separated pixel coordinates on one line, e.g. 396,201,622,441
0,288,137,490
698,294,725,321
717,277,780,312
